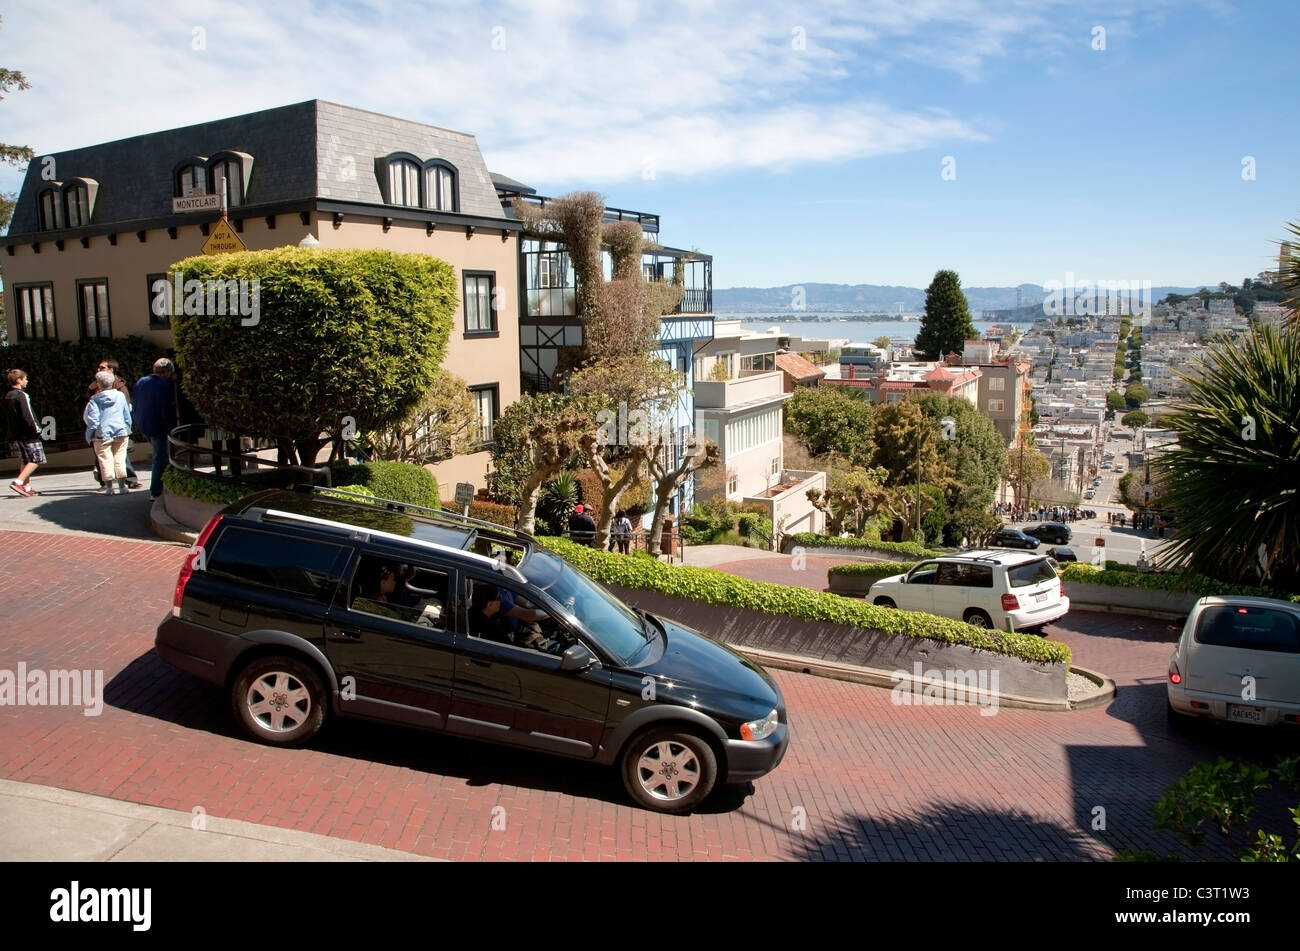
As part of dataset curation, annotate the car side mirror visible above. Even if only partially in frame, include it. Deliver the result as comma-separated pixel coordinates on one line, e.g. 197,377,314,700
560,643,597,671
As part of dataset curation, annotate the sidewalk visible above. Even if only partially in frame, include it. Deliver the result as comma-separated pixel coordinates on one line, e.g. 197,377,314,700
0,467,161,542
0,780,436,861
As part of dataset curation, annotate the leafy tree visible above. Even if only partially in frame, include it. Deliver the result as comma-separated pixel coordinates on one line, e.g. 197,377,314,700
646,436,719,555
1003,445,1051,508
1122,410,1149,432
490,393,599,534
872,335,893,349
914,270,976,360
806,466,889,535
1106,390,1126,411
364,369,477,465
1124,383,1150,408
1156,322,1300,589
1,25,33,232
171,248,455,464
871,399,948,490
916,393,1006,518
784,386,875,468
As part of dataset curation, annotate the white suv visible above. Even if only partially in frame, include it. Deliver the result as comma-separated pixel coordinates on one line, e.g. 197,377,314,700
867,550,1070,632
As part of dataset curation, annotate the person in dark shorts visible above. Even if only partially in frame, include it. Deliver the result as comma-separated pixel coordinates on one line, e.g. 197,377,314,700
4,369,45,497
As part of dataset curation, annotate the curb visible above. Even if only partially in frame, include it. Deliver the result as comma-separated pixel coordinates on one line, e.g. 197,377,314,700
1069,601,1187,621
1068,664,1117,710
149,496,197,545
732,645,1073,712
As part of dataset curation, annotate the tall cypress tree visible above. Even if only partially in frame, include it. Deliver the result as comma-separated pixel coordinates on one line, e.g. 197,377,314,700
915,269,976,359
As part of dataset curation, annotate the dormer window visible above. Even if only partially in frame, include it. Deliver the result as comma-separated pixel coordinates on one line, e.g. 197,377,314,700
63,180,95,228
423,160,457,211
379,154,459,211
175,158,208,197
387,156,420,206
38,186,62,230
206,150,254,207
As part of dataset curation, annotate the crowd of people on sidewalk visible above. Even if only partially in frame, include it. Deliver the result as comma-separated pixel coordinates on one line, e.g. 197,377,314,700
991,502,1087,523
4,357,178,500
1109,510,1167,536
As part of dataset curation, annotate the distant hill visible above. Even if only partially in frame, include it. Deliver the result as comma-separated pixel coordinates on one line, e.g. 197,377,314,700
714,283,1214,315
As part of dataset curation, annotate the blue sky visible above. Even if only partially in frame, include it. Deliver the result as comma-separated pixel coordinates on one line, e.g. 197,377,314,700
2,0,1297,288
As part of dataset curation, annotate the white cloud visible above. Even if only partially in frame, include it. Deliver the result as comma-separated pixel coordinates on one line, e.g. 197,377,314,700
0,0,1219,193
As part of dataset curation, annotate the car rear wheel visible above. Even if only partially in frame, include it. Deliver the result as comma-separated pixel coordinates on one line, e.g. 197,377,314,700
621,728,718,814
873,597,896,608
232,656,326,747
963,609,993,628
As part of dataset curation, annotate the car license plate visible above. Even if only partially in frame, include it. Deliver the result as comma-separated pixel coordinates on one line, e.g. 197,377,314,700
1228,704,1264,723
1035,593,1049,603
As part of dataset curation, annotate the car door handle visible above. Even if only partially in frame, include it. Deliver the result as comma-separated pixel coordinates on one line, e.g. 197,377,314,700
330,630,363,641
468,659,492,668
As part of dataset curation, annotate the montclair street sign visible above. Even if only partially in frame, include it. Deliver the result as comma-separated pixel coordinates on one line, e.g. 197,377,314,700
172,194,222,212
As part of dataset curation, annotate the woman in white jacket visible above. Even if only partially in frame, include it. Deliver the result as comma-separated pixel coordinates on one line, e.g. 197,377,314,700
84,370,134,494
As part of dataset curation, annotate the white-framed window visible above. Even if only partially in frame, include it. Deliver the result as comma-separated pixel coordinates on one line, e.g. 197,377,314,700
464,273,495,334
210,158,244,206
176,163,206,197
725,407,781,455
470,385,498,446
988,399,1006,412
727,474,738,496
771,457,780,476
539,254,562,288
77,278,111,340
63,183,90,228
387,158,420,207
989,376,1005,391
423,162,457,212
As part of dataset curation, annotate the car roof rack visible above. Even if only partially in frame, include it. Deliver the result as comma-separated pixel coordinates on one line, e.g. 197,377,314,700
293,484,531,545
253,506,528,584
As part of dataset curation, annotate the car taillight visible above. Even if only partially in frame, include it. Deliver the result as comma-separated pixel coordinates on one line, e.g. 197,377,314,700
1168,658,1181,685
173,514,223,614
1001,593,1020,611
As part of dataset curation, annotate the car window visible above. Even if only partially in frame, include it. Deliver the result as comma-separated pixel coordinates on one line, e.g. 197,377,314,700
936,563,963,585
464,576,577,657
348,554,449,630
1007,559,1058,588
908,562,939,584
1195,605,1300,654
206,526,346,601
962,565,994,588
519,549,649,664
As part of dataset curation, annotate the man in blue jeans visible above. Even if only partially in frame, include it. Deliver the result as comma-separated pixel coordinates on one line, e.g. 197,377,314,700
131,358,178,500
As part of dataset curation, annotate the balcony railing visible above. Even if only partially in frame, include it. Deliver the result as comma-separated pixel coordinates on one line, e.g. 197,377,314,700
694,371,785,409
675,287,711,314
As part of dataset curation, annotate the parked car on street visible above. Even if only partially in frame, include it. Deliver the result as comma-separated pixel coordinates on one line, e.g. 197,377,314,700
868,550,1070,632
1022,522,1072,545
1167,597,1300,730
1046,546,1077,564
156,486,789,813
992,527,1040,550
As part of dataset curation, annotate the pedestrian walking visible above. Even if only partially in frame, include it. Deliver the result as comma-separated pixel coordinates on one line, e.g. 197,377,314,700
614,509,633,555
4,369,44,497
84,370,133,495
570,504,597,547
132,358,178,500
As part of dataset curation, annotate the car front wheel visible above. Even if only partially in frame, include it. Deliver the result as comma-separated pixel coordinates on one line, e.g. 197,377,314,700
232,656,327,747
621,728,718,814
873,597,896,608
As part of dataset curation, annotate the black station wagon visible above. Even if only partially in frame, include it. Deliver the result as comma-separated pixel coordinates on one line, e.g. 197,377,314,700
155,487,789,813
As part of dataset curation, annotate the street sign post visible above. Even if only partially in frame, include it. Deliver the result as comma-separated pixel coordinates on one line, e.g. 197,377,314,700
455,482,475,516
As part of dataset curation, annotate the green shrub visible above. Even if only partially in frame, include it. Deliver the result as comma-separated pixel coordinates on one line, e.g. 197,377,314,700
162,467,259,506
787,533,949,560
444,498,516,528
828,562,916,579
320,483,374,501
331,461,441,509
1060,563,1300,603
3,336,165,449
540,537,1070,665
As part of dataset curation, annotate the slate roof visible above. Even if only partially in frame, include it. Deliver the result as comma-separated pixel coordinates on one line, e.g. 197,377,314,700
6,100,506,236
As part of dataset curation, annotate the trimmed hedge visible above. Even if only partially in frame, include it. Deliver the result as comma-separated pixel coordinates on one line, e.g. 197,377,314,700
1060,564,1300,604
540,537,1070,665
444,498,516,528
788,533,950,560
162,467,269,506
827,561,915,580
332,461,441,510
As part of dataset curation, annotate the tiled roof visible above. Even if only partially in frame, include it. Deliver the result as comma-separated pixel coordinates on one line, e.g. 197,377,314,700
775,352,825,381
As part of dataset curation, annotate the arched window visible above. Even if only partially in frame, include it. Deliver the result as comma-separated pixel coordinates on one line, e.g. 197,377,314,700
206,150,253,206
385,155,421,206
174,158,208,197
37,187,62,230
63,180,95,228
423,160,458,212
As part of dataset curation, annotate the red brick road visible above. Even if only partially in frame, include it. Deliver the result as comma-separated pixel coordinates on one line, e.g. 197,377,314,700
2,531,1288,861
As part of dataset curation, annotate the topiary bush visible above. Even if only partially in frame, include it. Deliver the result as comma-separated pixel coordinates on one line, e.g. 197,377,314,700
540,537,1069,665
331,461,441,510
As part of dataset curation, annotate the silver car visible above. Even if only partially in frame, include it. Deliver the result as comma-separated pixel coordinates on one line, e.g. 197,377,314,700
1167,596,1300,729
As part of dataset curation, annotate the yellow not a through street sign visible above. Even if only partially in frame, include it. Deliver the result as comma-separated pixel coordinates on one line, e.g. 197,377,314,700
202,217,247,255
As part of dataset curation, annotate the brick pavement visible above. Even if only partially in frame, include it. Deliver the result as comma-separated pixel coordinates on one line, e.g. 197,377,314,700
2,529,1286,861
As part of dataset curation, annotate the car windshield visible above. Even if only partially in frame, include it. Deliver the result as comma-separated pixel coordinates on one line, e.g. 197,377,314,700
1195,605,1300,654
520,549,650,664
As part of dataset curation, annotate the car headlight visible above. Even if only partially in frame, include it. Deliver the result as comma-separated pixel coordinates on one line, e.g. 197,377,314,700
740,708,779,741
